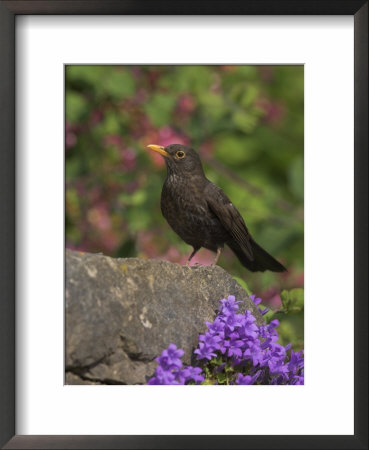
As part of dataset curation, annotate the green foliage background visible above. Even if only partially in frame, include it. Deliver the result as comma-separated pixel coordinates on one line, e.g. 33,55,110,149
66,65,304,350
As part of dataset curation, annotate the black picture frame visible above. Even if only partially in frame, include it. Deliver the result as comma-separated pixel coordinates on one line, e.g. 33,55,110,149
0,1,367,449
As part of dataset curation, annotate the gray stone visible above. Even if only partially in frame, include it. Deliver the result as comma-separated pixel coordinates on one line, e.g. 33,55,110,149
65,249,262,384
65,372,103,385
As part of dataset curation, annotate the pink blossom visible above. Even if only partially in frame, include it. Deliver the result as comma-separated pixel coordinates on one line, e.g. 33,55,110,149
158,126,189,147
256,97,286,126
121,147,137,171
100,230,120,253
90,109,103,125
65,123,77,149
177,94,196,114
103,134,123,147
87,205,111,231
199,141,214,157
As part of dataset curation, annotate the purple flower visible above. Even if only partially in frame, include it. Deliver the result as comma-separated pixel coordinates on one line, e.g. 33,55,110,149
155,343,184,370
205,317,225,335
147,365,182,385
148,295,304,386
236,371,260,385
199,332,221,349
269,319,280,329
223,312,244,332
290,374,304,385
250,294,269,315
220,336,244,358
250,294,262,306
243,341,263,366
287,350,304,375
194,343,217,361
219,295,241,315
239,311,259,339
181,366,205,384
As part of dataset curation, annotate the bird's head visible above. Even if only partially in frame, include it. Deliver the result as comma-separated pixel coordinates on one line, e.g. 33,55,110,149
147,144,205,177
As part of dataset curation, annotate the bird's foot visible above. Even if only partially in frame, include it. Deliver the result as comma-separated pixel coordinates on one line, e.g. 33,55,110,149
212,248,222,266
185,261,193,271
185,261,203,269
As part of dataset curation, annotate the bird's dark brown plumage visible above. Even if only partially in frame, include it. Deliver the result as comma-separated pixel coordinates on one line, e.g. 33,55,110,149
147,144,286,273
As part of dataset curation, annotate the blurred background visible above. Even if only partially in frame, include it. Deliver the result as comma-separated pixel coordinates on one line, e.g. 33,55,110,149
65,65,304,349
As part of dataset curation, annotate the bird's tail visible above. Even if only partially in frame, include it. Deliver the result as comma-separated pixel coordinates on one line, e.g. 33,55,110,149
228,238,287,273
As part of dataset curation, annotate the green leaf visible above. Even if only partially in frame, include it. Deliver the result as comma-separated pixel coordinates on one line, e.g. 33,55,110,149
126,208,151,232
144,93,177,127
210,356,224,366
101,69,135,100
66,65,107,86
288,156,304,201
280,288,304,314
225,365,234,373
240,85,259,107
118,190,147,207
214,134,253,165
232,110,257,133
174,66,212,93
202,379,215,385
101,111,121,134
216,372,227,384
263,309,277,323
233,276,252,295
66,91,87,123
198,92,225,120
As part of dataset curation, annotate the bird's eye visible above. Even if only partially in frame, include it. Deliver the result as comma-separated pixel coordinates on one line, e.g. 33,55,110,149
176,150,185,159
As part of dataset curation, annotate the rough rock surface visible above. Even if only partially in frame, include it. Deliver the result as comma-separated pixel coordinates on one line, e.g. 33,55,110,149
65,249,262,384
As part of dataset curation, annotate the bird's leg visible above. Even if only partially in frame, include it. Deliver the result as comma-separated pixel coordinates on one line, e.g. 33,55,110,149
212,247,222,266
186,247,200,267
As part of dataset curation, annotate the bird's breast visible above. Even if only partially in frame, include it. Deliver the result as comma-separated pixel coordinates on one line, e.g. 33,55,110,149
160,175,229,249
161,175,207,218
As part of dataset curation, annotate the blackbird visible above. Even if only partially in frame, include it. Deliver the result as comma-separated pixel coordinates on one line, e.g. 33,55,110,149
147,144,286,272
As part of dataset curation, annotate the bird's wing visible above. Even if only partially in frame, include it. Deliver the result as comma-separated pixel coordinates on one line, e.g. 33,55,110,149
205,183,254,261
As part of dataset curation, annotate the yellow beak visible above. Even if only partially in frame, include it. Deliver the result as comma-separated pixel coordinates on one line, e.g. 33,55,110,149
147,144,169,158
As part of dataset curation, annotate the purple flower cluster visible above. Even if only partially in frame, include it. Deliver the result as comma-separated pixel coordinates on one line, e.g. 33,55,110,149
147,296,304,385
147,344,204,385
